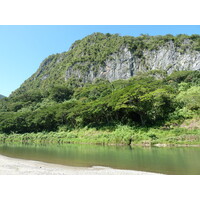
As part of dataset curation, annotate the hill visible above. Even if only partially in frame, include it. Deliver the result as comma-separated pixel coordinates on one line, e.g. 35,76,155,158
11,33,200,96
0,94,5,99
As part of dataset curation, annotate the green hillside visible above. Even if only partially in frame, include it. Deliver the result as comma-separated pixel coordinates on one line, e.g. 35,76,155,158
0,70,200,146
11,33,200,97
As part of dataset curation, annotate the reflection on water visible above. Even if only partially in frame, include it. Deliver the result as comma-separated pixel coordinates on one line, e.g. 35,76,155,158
0,143,200,174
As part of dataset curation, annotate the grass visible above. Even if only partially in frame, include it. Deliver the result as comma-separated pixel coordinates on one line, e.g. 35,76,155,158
0,125,200,146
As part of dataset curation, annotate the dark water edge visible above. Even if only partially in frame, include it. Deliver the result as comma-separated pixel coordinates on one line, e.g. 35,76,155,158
0,143,200,175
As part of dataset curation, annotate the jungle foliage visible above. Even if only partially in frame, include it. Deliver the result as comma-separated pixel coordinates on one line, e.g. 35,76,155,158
0,70,199,135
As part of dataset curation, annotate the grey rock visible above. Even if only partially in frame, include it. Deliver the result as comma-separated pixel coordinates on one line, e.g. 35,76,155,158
65,42,200,83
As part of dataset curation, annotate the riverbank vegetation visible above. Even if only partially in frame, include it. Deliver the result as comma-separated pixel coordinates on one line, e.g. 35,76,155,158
0,70,199,146
0,125,200,146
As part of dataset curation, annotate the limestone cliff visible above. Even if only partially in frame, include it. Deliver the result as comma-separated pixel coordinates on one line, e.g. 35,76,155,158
65,42,200,83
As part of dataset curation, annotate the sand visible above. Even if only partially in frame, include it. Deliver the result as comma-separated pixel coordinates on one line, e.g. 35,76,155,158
0,154,161,175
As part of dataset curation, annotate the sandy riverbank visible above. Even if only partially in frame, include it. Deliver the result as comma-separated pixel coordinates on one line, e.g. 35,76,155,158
0,155,160,175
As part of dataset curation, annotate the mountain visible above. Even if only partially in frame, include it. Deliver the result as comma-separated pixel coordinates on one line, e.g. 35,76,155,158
12,33,200,96
0,33,199,144
0,94,5,99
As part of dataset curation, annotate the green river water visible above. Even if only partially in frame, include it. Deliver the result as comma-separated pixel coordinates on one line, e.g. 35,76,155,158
0,143,200,174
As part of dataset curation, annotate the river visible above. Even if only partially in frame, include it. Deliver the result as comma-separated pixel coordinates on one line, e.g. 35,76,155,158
0,143,200,174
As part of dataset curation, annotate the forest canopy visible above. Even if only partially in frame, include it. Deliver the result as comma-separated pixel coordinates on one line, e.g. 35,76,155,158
0,70,199,134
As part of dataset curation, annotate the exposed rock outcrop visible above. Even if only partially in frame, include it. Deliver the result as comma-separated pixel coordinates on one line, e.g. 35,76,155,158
65,42,200,83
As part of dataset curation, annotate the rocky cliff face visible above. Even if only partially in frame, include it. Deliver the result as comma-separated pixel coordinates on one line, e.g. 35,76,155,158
65,41,200,83
12,33,200,95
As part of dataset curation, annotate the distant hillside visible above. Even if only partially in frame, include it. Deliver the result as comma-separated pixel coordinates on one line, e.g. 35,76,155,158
11,33,200,96
0,94,5,99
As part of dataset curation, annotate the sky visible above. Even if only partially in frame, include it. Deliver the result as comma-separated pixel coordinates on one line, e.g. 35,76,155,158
0,25,200,96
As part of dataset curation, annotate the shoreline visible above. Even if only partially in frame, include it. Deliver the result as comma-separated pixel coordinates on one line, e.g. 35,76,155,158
2,140,200,147
1,126,200,148
0,154,161,175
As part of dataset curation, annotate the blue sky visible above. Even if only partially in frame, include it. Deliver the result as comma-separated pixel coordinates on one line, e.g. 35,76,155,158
0,25,200,96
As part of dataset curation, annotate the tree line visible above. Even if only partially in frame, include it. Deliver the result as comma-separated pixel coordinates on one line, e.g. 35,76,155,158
0,70,199,134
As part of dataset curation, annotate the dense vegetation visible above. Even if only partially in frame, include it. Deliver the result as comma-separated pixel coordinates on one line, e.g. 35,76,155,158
0,70,200,146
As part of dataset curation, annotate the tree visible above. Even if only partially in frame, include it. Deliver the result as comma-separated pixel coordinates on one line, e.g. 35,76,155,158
109,78,174,125
49,85,73,102
176,86,200,111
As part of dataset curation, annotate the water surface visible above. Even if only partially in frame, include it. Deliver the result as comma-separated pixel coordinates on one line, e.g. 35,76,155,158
0,143,200,174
